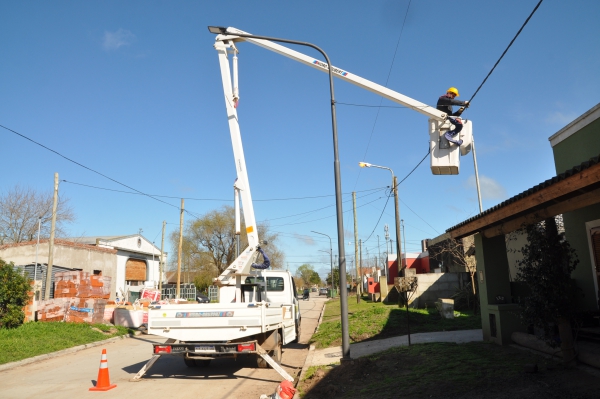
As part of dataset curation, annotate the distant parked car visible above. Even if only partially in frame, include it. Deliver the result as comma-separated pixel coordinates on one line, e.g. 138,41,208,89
196,294,210,303
319,288,328,296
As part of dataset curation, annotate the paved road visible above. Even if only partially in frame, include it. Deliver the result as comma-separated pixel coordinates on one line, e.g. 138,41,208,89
0,293,327,399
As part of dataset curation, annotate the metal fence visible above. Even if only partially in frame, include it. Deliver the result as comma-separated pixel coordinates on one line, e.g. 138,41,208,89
161,283,197,300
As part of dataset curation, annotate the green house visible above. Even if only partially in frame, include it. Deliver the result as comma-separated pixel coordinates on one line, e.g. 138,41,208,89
446,103,600,345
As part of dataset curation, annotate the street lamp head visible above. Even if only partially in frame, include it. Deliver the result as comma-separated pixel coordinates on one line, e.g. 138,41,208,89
208,26,229,35
358,162,371,168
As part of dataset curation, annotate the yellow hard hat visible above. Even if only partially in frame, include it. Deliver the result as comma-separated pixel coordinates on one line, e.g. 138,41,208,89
447,87,459,97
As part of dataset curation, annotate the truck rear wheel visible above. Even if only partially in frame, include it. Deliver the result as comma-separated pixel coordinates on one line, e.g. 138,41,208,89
184,356,211,367
257,331,282,368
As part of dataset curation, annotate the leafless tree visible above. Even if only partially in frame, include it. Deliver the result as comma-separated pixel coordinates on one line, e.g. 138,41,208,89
0,185,75,244
429,235,477,294
169,205,284,279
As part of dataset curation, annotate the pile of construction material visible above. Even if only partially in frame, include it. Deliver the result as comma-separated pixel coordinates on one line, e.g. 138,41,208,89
37,271,112,324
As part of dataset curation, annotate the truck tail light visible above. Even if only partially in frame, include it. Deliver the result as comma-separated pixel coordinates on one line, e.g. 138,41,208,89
154,345,172,354
237,343,255,352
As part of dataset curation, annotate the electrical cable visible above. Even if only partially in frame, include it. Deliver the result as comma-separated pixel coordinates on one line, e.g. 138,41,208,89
357,0,412,166
61,179,384,202
0,124,180,211
467,0,544,105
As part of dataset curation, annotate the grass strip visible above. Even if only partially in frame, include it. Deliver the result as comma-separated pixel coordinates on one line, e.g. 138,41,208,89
0,322,133,365
311,296,481,348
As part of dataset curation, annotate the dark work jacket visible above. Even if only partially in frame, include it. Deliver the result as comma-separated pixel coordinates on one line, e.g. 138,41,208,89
436,94,467,116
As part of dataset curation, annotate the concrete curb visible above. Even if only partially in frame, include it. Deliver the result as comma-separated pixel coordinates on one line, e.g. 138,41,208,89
0,332,140,372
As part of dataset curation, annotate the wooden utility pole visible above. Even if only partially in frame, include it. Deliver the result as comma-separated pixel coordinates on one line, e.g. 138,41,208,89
44,173,59,300
177,199,184,299
159,220,166,292
353,192,360,303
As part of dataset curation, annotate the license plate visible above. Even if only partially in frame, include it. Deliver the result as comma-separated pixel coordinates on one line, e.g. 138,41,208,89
195,346,215,353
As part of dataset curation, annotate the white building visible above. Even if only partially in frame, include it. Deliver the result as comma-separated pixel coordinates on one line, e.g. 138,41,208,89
72,235,166,300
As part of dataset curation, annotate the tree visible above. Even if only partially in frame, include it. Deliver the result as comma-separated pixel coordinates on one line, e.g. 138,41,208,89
309,270,321,285
0,185,75,244
296,264,317,287
170,205,284,282
513,217,580,367
326,268,340,290
0,258,31,328
428,235,479,312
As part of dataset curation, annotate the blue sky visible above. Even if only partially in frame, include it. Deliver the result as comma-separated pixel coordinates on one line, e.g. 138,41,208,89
2,0,599,280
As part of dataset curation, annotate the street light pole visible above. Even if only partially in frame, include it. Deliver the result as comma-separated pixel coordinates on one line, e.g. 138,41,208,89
209,26,349,360
313,231,334,298
359,162,402,282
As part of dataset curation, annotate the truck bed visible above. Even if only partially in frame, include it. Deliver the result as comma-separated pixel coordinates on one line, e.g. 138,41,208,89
147,302,285,342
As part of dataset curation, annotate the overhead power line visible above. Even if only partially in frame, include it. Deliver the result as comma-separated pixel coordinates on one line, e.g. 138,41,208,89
468,0,544,104
1,123,179,210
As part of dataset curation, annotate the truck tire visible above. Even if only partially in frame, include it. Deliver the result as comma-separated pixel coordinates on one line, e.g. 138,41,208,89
184,356,211,367
293,318,301,343
257,331,282,368
183,356,196,368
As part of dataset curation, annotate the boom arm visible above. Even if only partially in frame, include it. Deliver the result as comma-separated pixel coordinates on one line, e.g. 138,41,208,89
214,27,447,121
213,39,261,287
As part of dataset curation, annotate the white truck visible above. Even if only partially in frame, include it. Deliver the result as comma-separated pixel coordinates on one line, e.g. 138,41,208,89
146,270,301,371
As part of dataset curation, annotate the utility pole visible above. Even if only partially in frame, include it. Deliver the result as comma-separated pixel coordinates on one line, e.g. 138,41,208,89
160,220,166,292
353,192,360,302
44,173,59,300
177,199,184,299
393,176,403,276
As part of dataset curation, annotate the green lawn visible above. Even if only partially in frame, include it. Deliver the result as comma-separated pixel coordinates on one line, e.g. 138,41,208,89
0,322,133,365
298,341,594,399
310,295,481,348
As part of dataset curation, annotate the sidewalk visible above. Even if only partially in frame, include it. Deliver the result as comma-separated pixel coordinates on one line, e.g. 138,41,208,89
310,329,483,366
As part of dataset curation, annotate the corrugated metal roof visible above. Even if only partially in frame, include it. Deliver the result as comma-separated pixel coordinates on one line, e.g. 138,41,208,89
447,154,600,233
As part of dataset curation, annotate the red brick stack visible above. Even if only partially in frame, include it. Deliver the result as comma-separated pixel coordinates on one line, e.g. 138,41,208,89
37,298,70,321
37,271,112,324
54,271,111,299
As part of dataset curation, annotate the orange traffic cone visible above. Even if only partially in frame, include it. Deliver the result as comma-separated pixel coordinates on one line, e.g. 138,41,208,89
89,349,117,391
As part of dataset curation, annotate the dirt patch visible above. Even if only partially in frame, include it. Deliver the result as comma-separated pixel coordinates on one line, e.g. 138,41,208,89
298,342,600,399
91,327,118,335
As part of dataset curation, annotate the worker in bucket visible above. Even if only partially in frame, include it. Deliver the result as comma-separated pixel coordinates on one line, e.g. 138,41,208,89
436,87,469,146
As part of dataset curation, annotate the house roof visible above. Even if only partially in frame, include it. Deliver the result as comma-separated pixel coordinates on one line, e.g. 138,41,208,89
446,154,600,239
548,103,600,147
0,239,117,254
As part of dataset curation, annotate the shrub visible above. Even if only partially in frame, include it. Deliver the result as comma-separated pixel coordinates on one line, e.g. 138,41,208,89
0,258,31,329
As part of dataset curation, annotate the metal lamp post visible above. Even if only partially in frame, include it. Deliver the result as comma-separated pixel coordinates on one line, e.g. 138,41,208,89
319,249,334,295
359,162,403,276
313,230,334,298
208,26,349,360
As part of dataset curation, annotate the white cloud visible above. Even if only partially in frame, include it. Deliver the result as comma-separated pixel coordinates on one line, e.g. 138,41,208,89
545,111,578,126
103,29,136,51
464,175,506,200
294,233,315,245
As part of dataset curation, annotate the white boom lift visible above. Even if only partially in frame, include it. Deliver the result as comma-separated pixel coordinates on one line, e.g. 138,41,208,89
138,27,476,384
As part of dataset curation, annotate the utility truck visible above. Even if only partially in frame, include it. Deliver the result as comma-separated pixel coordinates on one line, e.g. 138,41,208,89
137,26,475,383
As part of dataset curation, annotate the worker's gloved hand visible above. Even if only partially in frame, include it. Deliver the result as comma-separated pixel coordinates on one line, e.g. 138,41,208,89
465,101,470,108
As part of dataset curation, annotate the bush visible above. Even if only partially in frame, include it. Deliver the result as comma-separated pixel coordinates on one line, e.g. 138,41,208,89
0,259,31,329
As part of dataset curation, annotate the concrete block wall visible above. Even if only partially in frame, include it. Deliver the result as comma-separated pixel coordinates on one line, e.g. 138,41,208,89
413,273,462,308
